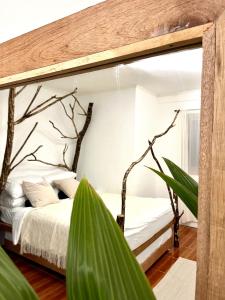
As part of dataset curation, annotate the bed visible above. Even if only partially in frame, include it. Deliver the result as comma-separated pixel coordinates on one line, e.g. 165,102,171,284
0,192,174,274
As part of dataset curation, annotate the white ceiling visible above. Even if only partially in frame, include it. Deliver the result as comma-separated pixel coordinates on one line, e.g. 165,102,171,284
45,48,202,97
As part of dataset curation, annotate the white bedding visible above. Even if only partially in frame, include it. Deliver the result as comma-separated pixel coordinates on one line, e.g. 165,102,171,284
0,206,26,225
4,193,173,265
100,193,173,250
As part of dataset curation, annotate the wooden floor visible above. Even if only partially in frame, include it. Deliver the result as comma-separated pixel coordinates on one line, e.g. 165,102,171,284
146,225,197,287
6,225,197,299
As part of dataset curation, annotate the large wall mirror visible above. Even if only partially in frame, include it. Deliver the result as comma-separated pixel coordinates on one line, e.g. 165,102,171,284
0,7,224,299
0,47,202,206
0,46,202,295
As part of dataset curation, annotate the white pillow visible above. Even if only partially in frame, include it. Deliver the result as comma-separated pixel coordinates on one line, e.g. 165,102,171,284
0,191,26,208
22,180,59,207
5,176,43,198
43,170,76,184
53,178,80,199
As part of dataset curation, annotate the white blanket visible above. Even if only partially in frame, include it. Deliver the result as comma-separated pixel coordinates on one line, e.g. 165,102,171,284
14,194,172,269
20,199,72,269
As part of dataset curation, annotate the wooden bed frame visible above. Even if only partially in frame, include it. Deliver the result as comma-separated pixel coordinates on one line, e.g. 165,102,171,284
0,219,174,274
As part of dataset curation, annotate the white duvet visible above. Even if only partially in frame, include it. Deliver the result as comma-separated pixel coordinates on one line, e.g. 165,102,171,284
12,193,172,242
11,193,173,268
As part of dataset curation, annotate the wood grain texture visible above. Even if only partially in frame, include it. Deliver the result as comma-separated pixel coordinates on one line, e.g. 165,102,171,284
196,24,215,300
0,0,224,80
0,25,208,88
206,11,225,299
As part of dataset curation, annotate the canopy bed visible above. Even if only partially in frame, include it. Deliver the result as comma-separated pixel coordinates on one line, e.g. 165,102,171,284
0,170,174,274
0,0,225,298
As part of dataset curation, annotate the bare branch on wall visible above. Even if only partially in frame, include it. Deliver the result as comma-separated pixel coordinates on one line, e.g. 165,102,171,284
23,85,42,116
72,102,93,172
14,87,77,125
0,86,79,195
0,85,93,196
119,110,180,232
49,121,77,140
0,88,16,194
10,145,43,173
10,122,39,167
28,144,71,171
72,95,87,116
15,85,27,97
49,96,94,173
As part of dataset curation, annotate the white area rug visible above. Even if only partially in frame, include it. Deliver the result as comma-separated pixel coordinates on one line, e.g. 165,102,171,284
153,257,196,300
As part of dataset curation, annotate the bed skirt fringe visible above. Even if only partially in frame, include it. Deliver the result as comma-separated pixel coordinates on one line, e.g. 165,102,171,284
20,243,66,269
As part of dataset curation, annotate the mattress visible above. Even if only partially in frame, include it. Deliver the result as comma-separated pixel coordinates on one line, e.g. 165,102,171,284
3,193,173,252
4,228,172,266
100,193,173,250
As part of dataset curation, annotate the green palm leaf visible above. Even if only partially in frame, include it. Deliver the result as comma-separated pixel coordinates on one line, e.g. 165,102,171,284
147,168,198,217
163,158,198,196
66,178,156,300
0,246,38,300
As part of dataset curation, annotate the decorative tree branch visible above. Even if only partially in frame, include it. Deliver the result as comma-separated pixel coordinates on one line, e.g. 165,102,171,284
119,110,180,232
47,96,94,173
14,87,77,125
28,144,71,171
10,145,43,173
0,86,78,196
49,121,77,140
150,147,175,214
23,85,42,116
15,85,27,97
173,192,184,247
10,122,39,167
60,98,79,137
9,122,42,173
72,95,87,116
150,145,184,247
72,103,93,172
0,88,16,194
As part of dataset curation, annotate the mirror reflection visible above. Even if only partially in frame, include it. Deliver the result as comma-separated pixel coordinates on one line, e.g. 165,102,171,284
0,47,202,299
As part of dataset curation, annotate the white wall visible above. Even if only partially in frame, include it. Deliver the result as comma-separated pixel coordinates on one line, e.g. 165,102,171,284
0,84,201,198
0,0,105,43
154,89,200,226
0,82,200,228
128,86,159,197
77,88,136,192
0,82,200,227
0,85,137,192
155,89,201,198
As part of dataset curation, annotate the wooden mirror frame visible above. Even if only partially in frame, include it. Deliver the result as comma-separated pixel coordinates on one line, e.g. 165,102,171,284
0,1,225,299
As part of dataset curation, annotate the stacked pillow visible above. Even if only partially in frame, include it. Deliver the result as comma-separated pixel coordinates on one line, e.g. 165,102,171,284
0,191,26,208
0,175,43,213
0,169,78,218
